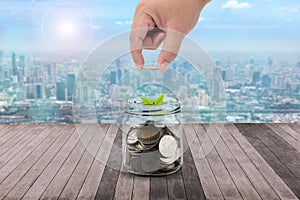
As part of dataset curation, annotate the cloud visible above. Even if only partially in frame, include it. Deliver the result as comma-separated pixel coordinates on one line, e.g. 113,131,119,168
222,0,251,10
290,8,299,13
115,20,132,25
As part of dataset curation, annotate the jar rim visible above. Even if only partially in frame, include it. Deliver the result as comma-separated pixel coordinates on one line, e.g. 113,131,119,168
126,96,181,116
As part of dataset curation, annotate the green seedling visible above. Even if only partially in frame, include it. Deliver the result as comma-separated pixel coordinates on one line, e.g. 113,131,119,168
141,94,164,105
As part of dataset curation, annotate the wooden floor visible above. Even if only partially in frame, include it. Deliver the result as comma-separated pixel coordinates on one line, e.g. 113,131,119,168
0,124,299,200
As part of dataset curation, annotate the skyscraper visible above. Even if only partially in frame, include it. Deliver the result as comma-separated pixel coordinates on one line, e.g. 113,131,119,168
19,55,25,76
11,52,17,76
0,50,3,63
49,61,57,84
56,81,66,101
67,73,75,101
252,71,260,86
0,66,4,82
34,83,44,99
110,70,117,84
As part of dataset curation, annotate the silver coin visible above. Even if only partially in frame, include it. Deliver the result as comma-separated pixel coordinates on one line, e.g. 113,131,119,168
160,163,176,172
159,135,178,158
127,128,139,145
127,143,142,153
137,124,161,145
160,149,180,165
138,140,159,151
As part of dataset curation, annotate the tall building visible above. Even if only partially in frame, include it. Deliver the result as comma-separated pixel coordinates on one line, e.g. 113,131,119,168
0,65,3,82
48,61,57,84
271,74,285,89
19,55,25,76
34,83,44,99
11,52,17,76
252,71,260,86
56,81,66,101
67,73,75,101
110,70,117,84
268,57,273,66
261,74,271,87
0,50,3,63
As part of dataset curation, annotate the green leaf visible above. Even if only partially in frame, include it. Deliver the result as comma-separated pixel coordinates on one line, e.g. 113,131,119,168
141,94,165,106
154,94,164,105
141,97,155,105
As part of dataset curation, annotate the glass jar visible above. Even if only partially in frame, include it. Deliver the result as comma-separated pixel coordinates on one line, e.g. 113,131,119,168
122,95,183,176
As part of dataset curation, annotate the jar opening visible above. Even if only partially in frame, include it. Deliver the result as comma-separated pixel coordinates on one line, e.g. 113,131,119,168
126,96,181,116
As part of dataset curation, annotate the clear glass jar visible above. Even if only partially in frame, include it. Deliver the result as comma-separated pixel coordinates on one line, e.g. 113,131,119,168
122,95,183,176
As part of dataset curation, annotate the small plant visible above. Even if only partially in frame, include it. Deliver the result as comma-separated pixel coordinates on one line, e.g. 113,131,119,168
141,94,164,105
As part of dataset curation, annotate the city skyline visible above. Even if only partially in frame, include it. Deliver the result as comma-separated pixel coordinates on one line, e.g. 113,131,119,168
1,49,300,124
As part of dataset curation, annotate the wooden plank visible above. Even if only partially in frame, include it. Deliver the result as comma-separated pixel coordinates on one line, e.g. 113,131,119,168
95,127,122,199
0,124,35,157
39,125,101,199
0,125,49,183
0,124,28,148
266,124,300,153
203,124,262,200
0,124,23,140
0,125,72,199
150,176,168,200
0,125,8,135
287,123,300,135
195,125,242,200
114,172,134,200
221,125,279,200
0,125,46,169
114,127,134,200
76,124,119,200
234,124,300,199
176,127,203,200
180,128,205,200
21,125,95,200
183,124,223,200
53,125,110,200
4,125,87,200
278,124,300,143
167,171,187,200
132,175,150,200
167,161,186,200
248,124,300,179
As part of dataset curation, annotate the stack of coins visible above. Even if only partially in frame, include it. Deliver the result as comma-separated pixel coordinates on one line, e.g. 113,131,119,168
125,122,181,175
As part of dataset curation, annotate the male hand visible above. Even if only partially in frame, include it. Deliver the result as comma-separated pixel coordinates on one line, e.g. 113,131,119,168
130,0,210,72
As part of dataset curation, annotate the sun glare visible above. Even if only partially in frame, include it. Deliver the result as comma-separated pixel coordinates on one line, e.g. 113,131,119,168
41,2,93,54
58,20,77,38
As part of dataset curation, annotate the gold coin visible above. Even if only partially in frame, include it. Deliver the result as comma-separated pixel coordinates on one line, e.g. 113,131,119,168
137,124,161,145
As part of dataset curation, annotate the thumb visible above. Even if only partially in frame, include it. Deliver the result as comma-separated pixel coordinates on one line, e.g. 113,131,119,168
157,30,184,72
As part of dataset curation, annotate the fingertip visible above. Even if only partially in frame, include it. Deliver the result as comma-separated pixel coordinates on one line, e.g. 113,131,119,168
135,64,143,71
158,61,169,73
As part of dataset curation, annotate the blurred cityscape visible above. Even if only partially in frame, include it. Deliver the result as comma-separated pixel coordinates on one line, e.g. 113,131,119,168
0,49,300,124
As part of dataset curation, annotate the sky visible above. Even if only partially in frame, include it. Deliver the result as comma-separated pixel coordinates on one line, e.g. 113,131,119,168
0,0,300,53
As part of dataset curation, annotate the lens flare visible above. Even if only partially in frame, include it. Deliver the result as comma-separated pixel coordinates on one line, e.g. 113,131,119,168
41,2,93,54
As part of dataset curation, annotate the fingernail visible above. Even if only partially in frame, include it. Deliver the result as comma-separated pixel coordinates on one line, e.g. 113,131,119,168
159,62,169,73
135,65,143,71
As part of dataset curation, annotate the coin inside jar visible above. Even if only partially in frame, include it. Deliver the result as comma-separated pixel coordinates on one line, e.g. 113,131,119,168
137,124,161,145
127,128,139,145
160,149,180,165
159,135,178,158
